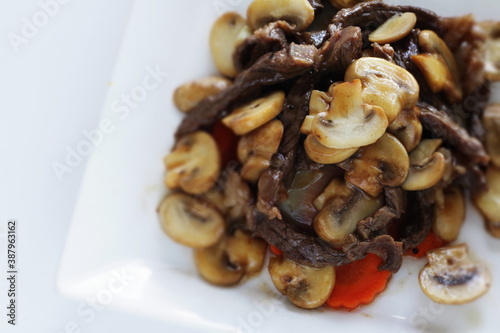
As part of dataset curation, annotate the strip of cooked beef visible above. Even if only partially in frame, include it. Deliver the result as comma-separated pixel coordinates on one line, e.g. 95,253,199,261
418,103,490,166
253,212,351,267
315,25,363,73
343,234,403,272
175,44,318,140
295,30,328,48
372,42,395,61
400,189,436,251
328,1,443,36
356,187,405,240
233,21,292,73
257,72,323,219
253,212,402,272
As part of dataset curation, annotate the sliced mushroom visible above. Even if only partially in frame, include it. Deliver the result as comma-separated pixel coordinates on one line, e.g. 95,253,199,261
226,230,268,276
311,79,388,149
173,76,232,112
474,166,500,237
164,131,220,194
309,90,332,116
483,104,500,168
387,107,423,152
345,57,419,123
479,21,500,81
418,30,463,103
328,0,374,9
247,0,315,31
412,53,451,94
313,179,384,245
304,134,358,164
300,115,315,135
313,178,354,211
402,139,446,191
237,119,284,182
369,12,417,45
419,244,491,305
268,256,335,309
210,12,251,78
194,237,244,286
342,133,410,197
222,91,285,135
159,193,224,248
433,186,466,242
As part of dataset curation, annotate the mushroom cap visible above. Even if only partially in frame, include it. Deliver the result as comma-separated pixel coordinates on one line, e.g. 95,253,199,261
388,107,423,152
268,256,335,309
433,186,466,242
311,79,388,149
343,133,410,197
238,119,284,182
210,12,251,78
402,139,446,191
247,0,315,31
159,193,225,249
222,91,285,136
419,244,491,305
304,134,358,164
369,12,417,45
313,179,384,245
164,131,221,195
173,76,232,112
474,165,500,237
345,57,420,123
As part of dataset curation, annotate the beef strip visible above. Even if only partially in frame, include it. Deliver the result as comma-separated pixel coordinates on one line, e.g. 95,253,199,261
253,213,351,267
315,25,363,73
175,44,318,140
253,213,403,272
328,1,443,36
257,72,323,219
343,235,403,272
356,187,405,240
233,21,292,73
308,0,325,10
400,189,436,251
418,103,490,166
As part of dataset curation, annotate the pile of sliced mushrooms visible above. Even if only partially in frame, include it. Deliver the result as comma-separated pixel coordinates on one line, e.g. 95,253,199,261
160,0,500,310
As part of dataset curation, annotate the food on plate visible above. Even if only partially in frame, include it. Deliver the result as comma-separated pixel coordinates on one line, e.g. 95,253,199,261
160,0,500,310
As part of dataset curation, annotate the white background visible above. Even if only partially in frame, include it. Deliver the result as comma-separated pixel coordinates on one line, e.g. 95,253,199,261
0,0,183,331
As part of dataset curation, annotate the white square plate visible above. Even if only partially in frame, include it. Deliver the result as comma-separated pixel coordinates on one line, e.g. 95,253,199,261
58,1,500,332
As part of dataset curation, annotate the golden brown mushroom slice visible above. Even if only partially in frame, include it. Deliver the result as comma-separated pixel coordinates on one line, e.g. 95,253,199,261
369,12,417,45
345,57,420,123
483,104,500,168
313,179,384,245
173,76,232,112
415,30,463,103
210,12,251,78
222,91,285,135
164,131,221,195
303,134,358,164
402,139,446,191
194,231,268,286
159,193,224,249
247,0,315,31
238,119,284,182
342,133,410,197
480,21,500,81
433,186,466,242
310,79,388,149
474,165,500,237
419,244,491,305
268,256,335,309
387,107,423,152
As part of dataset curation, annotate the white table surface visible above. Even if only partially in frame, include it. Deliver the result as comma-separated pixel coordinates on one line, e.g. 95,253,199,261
0,0,192,332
